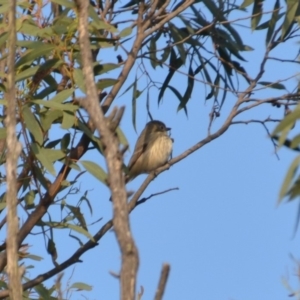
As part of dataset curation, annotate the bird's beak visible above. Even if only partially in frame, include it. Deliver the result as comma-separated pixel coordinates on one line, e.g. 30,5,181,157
166,127,171,131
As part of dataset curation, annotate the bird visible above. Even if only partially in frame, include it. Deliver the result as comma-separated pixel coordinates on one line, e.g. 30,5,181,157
126,120,173,181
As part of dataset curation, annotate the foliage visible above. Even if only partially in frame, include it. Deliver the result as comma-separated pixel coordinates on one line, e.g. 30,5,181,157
0,0,299,298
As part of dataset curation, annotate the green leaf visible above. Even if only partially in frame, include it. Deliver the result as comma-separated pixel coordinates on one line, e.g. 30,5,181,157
0,128,6,139
0,4,9,14
240,0,254,8
50,0,74,8
202,0,243,46
60,133,71,152
258,81,286,90
278,155,300,203
132,75,138,131
0,202,6,211
168,22,186,63
256,13,285,30
15,44,55,69
43,148,66,162
273,107,300,135
0,32,8,48
116,127,129,146
251,0,263,30
67,223,95,241
45,139,61,149
80,160,107,184
16,66,39,82
33,165,50,190
178,65,194,113
88,5,117,32
66,205,87,230
25,254,43,261
61,111,74,129
158,49,183,103
34,283,51,300
70,282,93,291
290,134,300,149
282,0,299,39
119,27,133,38
266,0,280,44
96,78,118,89
149,37,158,69
31,143,56,176
40,110,63,131
16,40,47,49
73,68,86,93
31,100,78,112
22,106,43,145
94,63,120,75
50,89,74,103
25,190,36,209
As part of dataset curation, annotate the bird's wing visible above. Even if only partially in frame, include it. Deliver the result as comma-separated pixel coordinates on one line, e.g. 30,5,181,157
127,139,148,171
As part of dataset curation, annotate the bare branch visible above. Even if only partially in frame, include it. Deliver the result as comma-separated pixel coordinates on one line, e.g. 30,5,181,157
154,264,170,300
74,1,139,300
5,0,23,298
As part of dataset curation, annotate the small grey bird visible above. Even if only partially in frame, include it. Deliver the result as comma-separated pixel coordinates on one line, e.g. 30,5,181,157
127,120,173,181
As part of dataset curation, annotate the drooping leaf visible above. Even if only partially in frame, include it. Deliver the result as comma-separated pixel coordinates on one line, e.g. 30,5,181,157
22,106,43,145
31,100,78,112
31,143,56,176
50,0,74,8
73,68,86,93
258,81,286,90
240,0,254,8
132,75,138,131
61,111,75,129
80,160,107,184
266,0,280,45
96,78,118,90
178,65,194,112
278,155,300,203
70,282,93,291
15,44,55,69
251,0,263,30
40,110,63,132
168,22,187,63
34,283,52,300
282,0,299,39
116,127,129,146
25,190,36,209
60,133,71,152
273,106,300,135
16,65,39,82
94,63,120,76
158,48,183,103
119,27,133,38
66,204,87,230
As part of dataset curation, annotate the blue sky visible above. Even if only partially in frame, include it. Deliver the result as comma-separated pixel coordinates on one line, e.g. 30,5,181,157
2,1,300,300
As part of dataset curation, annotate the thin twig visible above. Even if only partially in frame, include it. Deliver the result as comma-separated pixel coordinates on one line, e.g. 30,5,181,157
136,188,179,206
231,118,281,159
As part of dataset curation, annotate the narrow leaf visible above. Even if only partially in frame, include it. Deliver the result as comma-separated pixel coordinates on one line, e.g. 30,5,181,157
80,160,107,184
22,106,43,145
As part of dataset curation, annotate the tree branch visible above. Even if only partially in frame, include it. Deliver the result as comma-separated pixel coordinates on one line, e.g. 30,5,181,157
5,0,23,298
74,1,138,300
154,264,170,300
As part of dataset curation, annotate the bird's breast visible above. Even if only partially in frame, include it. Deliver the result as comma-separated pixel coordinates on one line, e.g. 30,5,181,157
147,135,173,170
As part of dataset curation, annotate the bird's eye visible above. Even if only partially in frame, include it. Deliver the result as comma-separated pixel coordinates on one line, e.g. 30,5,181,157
160,125,164,130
